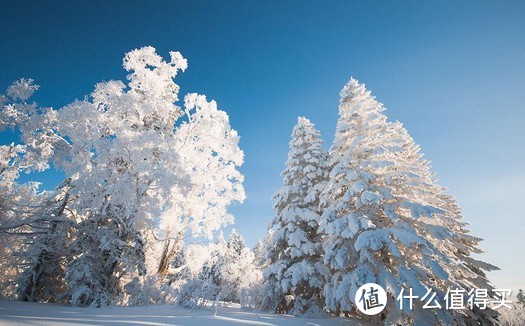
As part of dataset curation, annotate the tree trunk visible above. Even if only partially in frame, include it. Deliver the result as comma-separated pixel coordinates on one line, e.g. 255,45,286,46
156,230,183,280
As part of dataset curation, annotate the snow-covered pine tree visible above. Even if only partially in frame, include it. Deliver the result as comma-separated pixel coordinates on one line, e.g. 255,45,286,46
261,117,328,316
215,229,261,304
216,229,246,302
236,247,262,308
319,78,498,325
252,239,265,266
227,228,246,256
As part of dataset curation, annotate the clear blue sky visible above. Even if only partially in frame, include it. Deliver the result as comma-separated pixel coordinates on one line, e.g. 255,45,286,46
1,1,524,292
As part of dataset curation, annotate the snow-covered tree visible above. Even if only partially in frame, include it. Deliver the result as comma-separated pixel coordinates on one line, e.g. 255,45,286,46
261,117,328,316
16,181,73,303
252,239,265,266
236,249,262,309
0,144,30,298
217,229,261,304
319,78,498,324
215,229,247,302
0,46,245,306
156,92,245,280
178,230,261,308
0,81,71,301
178,236,227,308
0,180,38,300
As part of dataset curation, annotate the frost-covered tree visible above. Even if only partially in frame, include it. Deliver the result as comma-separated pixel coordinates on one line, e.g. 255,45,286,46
236,248,262,308
217,229,261,304
0,81,71,301
252,239,265,266
16,181,73,303
178,235,226,308
178,230,261,308
0,144,31,298
0,164,41,299
155,92,245,280
227,228,246,255
319,78,498,324
216,229,247,302
261,117,328,316
0,46,245,306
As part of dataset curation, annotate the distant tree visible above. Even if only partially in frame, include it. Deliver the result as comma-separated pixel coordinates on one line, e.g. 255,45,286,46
216,229,247,302
261,117,328,316
252,239,265,266
218,229,261,304
517,289,525,307
319,78,499,324
178,230,261,308
175,242,216,308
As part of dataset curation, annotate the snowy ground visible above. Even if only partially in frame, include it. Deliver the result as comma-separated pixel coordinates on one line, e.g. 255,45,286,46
0,300,358,326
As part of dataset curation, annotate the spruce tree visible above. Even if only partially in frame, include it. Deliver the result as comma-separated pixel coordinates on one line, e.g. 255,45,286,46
319,78,498,325
261,117,328,316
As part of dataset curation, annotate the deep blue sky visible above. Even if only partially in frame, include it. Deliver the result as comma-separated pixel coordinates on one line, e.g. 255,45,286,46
1,1,524,291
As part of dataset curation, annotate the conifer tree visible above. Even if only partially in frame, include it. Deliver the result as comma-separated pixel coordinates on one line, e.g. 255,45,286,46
261,117,328,316
218,229,247,302
319,78,499,325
